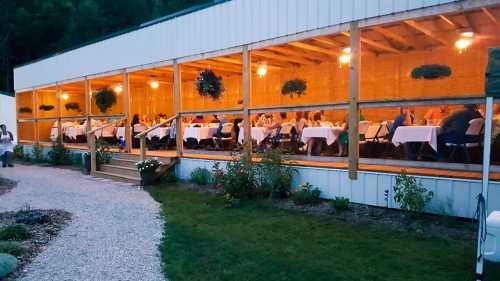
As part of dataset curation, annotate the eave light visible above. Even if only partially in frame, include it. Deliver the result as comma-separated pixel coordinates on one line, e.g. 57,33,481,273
257,64,268,78
61,93,69,100
114,84,123,93
455,31,474,54
338,47,351,66
149,80,160,89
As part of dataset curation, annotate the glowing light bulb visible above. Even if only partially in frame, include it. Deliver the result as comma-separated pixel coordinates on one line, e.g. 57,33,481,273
114,85,123,93
338,47,351,66
257,64,268,78
61,93,69,100
461,31,474,38
455,38,472,53
149,80,160,89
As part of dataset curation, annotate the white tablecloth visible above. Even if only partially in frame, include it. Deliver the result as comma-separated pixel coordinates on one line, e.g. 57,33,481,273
147,127,170,140
392,126,440,152
183,127,217,143
65,125,86,140
50,128,58,141
115,127,126,139
238,127,270,145
301,127,343,146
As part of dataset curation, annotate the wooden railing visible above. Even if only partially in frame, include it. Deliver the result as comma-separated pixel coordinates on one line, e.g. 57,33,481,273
87,118,126,175
135,115,176,161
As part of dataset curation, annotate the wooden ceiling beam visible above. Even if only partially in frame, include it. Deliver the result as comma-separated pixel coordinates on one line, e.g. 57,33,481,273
184,62,242,74
342,32,402,54
312,37,340,47
439,14,459,29
371,26,414,49
287,41,338,57
404,20,451,46
462,12,478,33
483,7,500,28
252,50,312,65
267,46,325,63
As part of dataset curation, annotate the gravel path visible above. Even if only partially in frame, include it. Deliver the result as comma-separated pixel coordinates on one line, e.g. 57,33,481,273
0,164,165,281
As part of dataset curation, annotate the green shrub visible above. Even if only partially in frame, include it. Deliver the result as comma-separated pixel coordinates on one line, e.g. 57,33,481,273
13,145,24,160
0,241,26,256
257,149,296,198
161,170,179,184
393,172,434,216
292,182,322,205
0,224,30,241
15,209,50,225
330,197,350,212
47,140,70,166
0,253,18,278
31,144,45,163
190,168,212,185
22,153,32,163
217,151,257,199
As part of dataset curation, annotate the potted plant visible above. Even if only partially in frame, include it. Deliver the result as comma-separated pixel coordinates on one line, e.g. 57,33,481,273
38,104,55,111
195,69,225,100
65,102,81,112
94,88,117,113
136,158,163,185
411,64,452,80
281,79,307,98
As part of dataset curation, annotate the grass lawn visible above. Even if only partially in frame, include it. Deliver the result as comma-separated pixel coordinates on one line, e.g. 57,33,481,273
147,187,500,281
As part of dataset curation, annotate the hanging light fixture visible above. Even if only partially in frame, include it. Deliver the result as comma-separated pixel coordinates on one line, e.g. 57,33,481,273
257,64,268,78
114,84,123,93
61,93,69,100
455,31,474,54
149,80,160,89
338,47,351,66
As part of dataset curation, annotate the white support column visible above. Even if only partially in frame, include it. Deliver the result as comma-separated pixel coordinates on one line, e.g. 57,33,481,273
242,45,252,152
348,21,360,180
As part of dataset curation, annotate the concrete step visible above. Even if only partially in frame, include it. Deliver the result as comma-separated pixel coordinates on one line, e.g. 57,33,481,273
100,164,140,178
93,171,140,184
109,158,138,169
114,153,141,161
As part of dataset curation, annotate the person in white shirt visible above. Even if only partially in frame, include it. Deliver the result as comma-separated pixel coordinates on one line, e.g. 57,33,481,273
0,124,15,167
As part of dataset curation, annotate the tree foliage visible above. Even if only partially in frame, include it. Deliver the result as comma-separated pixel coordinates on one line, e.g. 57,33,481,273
0,0,211,91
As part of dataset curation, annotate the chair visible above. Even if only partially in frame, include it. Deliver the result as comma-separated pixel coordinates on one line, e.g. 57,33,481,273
212,123,234,149
445,118,484,163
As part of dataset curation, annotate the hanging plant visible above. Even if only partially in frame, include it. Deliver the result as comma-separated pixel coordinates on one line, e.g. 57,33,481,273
65,102,81,112
94,88,117,113
195,69,225,100
18,107,32,114
39,104,54,111
281,79,307,98
411,64,452,80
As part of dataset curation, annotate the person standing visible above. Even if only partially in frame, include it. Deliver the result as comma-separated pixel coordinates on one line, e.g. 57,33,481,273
0,124,15,167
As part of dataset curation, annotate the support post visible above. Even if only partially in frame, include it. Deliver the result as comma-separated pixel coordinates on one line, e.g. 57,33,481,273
89,132,96,175
475,96,494,280
32,89,39,145
84,78,91,135
242,45,252,152
56,83,63,143
173,60,183,157
140,137,146,161
122,71,131,152
348,22,361,180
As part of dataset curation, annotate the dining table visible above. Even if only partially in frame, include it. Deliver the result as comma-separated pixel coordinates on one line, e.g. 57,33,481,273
391,125,440,152
237,127,270,145
183,126,218,143
300,126,344,146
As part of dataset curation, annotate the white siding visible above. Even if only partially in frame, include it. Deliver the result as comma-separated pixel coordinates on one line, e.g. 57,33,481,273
178,157,500,219
0,94,17,143
14,0,460,90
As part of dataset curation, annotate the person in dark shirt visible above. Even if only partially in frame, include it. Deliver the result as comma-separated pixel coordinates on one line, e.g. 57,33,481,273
437,104,482,160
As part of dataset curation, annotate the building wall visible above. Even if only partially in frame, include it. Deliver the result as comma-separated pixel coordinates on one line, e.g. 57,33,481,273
177,157,500,218
0,93,17,143
14,0,460,90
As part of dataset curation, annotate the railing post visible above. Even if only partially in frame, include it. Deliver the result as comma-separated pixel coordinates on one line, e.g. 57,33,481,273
89,133,97,175
348,21,360,180
173,60,183,157
242,45,252,152
139,136,146,161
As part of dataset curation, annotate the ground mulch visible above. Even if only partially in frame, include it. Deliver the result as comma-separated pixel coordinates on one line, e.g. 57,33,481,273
0,177,16,196
0,210,72,281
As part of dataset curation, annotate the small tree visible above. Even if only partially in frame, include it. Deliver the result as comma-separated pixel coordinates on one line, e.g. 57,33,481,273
257,149,296,198
393,172,434,216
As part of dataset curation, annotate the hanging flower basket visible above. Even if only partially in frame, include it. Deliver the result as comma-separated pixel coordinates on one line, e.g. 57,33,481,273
95,88,117,113
39,104,54,111
65,102,81,112
281,79,307,98
18,107,32,114
195,69,225,100
411,64,452,80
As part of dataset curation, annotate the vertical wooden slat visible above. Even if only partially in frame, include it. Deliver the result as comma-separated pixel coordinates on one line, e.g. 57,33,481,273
32,89,38,144
122,71,131,152
173,60,183,157
56,83,62,143
84,78,91,134
242,45,252,152
348,21,360,180
89,133,96,175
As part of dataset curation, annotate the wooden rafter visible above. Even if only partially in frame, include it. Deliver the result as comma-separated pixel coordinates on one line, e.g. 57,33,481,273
439,14,458,28
342,32,402,54
462,12,477,33
267,46,324,63
186,61,242,74
252,50,312,65
482,7,500,28
404,20,451,46
287,41,338,57
312,37,339,47
210,57,282,70
371,26,414,49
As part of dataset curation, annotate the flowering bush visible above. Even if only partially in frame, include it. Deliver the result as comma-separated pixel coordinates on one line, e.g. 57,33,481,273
291,182,322,205
136,158,162,173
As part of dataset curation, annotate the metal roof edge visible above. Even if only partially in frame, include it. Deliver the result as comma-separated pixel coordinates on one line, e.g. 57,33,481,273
14,0,230,70
0,91,14,97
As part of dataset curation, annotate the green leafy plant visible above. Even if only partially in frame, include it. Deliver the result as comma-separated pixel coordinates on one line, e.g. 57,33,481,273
411,64,452,80
393,172,434,216
190,167,212,185
0,224,30,241
15,207,50,225
224,193,241,208
330,197,350,212
96,139,112,164
217,150,257,199
0,241,26,257
38,104,54,111
257,149,296,198
31,144,45,163
94,88,117,113
13,145,24,160
64,102,81,112
136,158,163,173
161,170,179,184
18,107,32,114
195,69,225,100
292,182,322,205
281,79,307,98
47,140,70,166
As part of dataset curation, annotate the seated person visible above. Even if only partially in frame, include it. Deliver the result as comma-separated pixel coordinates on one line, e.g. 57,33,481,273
337,114,349,157
210,114,220,124
191,115,204,125
390,107,417,160
437,104,482,160
294,112,307,137
424,105,450,125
